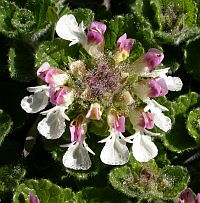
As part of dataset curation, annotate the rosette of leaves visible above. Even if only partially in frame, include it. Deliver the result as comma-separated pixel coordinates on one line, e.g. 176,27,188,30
109,160,189,201
129,0,200,45
13,179,76,203
0,0,53,41
161,92,200,153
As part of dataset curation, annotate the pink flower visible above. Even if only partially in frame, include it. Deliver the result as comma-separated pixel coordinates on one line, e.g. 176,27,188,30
117,33,134,54
178,188,200,203
70,124,84,143
37,62,51,81
148,78,168,97
143,48,164,70
49,86,74,107
87,21,106,45
37,62,69,86
29,192,40,203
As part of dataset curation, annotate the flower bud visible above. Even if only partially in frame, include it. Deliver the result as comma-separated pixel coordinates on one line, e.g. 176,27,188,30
86,103,102,120
49,86,74,107
69,60,86,76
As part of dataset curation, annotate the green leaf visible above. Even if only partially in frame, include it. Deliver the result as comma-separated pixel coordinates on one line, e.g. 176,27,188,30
0,109,12,145
163,92,200,153
8,41,35,82
0,165,26,197
76,187,131,203
184,36,200,82
109,162,189,200
73,8,94,27
13,179,76,203
35,39,80,68
187,108,200,144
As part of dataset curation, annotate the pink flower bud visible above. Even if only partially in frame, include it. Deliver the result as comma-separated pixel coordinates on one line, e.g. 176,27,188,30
86,103,102,120
117,33,134,54
37,62,51,81
87,21,106,45
143,48,164,70
107,111,125,132
179,189,195,203
140,112,154,129
49,86,73,106
29,192,40,203
129,109,154,129
70,124,83,143
148,78,168,98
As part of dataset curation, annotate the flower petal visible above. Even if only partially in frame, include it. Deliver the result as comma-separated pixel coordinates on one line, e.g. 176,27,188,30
21,91,49,113
56,14,86,46
37,107,66,139
62,142,91,170
153,111,171,132
100,130,129,165
164,76,183,91
132,132,158,162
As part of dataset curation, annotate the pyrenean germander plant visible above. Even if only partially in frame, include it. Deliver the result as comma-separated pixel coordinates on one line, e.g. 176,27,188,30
21,14,183,170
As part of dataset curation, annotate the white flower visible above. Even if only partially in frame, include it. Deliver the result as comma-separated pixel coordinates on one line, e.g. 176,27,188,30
37,106,69,139
21,85,49,113
56,14,87,46
99,129,130,165
62,140,95,170
141,68,183,91
144,99,171,132
127,130,158,162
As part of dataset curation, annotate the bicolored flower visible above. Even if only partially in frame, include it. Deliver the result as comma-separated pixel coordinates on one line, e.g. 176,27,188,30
132,48,164,74
56,14,87,46
29,192,40,203
37,106,70,139
86,103,102,120
21,85,49,113
115,33,134,62
127,109,159,162
49,86,74,107
144,99,171,132
99,113,130,165
141,67,183,92
56,14,107,58
37,62,69,86
62,118,95,170
134,78,168,100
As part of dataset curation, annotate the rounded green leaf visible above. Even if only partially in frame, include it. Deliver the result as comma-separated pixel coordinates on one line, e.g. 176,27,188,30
13,179,76,203
187,108,200,143
109,163,189,200
163,92,199,153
